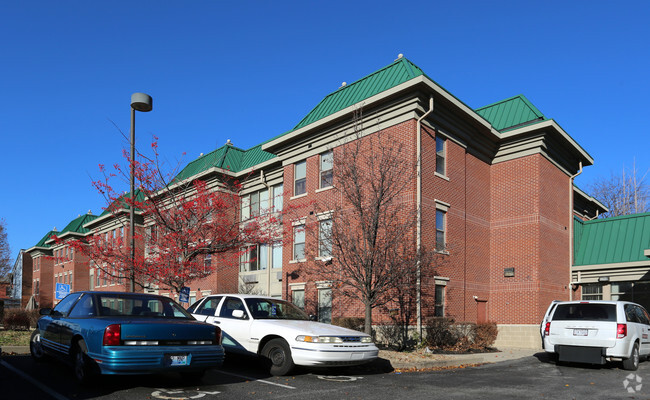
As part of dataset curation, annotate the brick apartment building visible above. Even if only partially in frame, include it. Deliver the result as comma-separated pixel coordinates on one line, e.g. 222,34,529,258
24,56,609,347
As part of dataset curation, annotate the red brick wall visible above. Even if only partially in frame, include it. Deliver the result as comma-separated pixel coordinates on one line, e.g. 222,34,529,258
489,154,571,324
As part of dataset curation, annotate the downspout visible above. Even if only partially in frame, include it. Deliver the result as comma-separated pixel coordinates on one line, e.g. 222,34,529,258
416,96,434,337
569,162,582,301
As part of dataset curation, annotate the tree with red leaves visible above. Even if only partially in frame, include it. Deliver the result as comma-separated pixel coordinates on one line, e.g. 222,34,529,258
69,137,282,294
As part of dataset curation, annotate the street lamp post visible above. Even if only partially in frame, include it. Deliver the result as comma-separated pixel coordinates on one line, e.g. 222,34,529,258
129,93,153,292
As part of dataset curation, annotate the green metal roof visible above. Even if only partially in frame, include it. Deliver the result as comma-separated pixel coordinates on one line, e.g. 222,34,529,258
475,95,547,131
33,230,57,248
292,57,425,131
59,213,98,236
172,143,277,183
100,190,145,217
574,213,650,266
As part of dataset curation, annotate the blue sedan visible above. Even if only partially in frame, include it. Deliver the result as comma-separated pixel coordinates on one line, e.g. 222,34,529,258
30,291,225,383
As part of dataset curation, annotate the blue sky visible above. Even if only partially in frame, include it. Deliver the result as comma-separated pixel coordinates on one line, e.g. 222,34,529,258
1,1,649,263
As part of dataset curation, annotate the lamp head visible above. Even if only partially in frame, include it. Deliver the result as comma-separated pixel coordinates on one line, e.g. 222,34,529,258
131,93,153,112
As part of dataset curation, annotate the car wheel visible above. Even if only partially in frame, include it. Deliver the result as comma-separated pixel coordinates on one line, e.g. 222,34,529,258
29,330,46,361
262,338,295,376
623,343,640,371
73,340,95,384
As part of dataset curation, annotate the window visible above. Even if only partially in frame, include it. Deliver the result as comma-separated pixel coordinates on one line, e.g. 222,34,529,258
219,297,248,319
90,270,94,290
273,184,283,213
292,289,305,309
294,160,306,196
436,209,446,252
434,284,445,317
240,245,259,272
318,288,332,324
582,283,603,300
272,243,282,269
436,136,446,176
204,253,212,269
35,280,39,295
319,219,332,258
195,296,223,316
293,224,305,260
320,151,333,189
70,247,74,260
241,186,280,221
96,268,101,287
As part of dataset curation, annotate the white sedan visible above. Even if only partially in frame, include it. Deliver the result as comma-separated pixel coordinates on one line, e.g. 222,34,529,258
187,294,379,375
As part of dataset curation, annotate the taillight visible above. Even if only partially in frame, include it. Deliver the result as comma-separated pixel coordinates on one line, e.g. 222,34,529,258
544,322,551,336
103,324,121,346
214,326,222,345
617,323,627,339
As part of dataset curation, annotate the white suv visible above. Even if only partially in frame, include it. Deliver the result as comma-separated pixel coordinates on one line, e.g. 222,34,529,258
542,300,650,370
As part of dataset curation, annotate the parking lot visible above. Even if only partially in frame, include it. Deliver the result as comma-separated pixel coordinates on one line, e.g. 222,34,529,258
2,351,649,399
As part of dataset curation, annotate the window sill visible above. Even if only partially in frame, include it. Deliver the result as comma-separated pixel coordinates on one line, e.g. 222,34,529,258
290,193,308,200
435,250,450,255
289,259,306,264
315,186,334,194
434,172,449,181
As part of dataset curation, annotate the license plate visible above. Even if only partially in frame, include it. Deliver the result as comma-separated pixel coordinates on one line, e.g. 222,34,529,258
168,354,188,366
573,329,588,336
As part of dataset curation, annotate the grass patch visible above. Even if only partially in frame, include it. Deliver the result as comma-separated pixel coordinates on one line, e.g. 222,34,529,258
0,329,31,346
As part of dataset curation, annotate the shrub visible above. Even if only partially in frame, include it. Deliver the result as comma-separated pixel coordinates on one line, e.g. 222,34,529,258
375,323,416,351
332,317,365,332
425,317,459,349
3,309,33,330
471,322,498,348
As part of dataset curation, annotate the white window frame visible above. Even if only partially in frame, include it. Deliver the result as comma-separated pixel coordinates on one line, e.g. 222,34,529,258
294,160,307,196
435,136,447,178
319,150,333,189
435,200,449,253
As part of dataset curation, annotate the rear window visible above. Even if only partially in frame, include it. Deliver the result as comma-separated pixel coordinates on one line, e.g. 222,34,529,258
552,303,617,322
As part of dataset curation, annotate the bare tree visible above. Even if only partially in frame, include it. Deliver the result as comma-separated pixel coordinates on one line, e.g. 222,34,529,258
308,112,434,335
0,219,10,278
589,160,649,217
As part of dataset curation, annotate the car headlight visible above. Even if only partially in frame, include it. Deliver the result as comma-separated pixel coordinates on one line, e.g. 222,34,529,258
361,336,372,343
296,335,343,343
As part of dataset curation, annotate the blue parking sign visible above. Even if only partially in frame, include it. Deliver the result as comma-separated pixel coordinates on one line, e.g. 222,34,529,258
179,286,190,303
56,283,71,300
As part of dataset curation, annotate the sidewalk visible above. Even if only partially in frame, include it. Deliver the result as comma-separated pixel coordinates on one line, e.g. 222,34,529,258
1,345,539,371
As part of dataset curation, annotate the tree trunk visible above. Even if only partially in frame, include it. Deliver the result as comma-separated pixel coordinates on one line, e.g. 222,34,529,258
364,302,372,335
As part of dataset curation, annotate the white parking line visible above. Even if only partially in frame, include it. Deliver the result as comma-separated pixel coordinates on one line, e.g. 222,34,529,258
0,360,70,400
214,370,296,389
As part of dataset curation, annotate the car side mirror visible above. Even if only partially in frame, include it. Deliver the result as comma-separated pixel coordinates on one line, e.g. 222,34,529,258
232,309,246,319
39,308,53,316
309,314,317,321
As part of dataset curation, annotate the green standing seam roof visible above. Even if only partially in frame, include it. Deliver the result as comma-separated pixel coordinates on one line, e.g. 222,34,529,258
292,57,425,131
574,213,650,266
475,95,547,131
172,142,277,183
59,213,98,235
33,230,57,248
100,189,145,217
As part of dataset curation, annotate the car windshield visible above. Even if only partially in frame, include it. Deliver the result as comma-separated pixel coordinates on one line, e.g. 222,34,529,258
92,293,193,319
552,303,617,322
245,298,309,321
